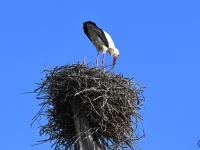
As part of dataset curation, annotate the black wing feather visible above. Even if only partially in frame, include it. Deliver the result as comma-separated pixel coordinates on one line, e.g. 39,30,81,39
83,21,109,47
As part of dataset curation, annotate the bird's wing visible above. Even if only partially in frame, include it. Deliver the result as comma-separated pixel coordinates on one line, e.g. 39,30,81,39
83,21,109,47
103,30,115,48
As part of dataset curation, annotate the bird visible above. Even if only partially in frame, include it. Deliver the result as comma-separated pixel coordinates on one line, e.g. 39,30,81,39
83,21,119,68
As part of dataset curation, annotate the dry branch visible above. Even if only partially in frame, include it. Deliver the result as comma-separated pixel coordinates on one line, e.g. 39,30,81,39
32,63,145,150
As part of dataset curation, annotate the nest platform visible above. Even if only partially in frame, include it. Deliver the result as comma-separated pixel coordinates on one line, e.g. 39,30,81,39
33,63,145,150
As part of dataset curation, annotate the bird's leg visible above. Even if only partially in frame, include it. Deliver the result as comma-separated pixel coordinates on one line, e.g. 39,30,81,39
96,53,99,67
102,52,105,67
82,55,86,65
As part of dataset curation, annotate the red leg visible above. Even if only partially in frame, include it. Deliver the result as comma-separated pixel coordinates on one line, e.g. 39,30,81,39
102,52,105,67
82,56,86,65
96,53,99,67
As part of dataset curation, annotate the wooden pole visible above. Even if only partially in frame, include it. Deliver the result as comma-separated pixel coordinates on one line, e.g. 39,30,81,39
72,102,101,150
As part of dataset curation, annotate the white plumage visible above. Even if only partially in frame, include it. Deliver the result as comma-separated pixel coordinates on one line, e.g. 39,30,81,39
83,21,119,68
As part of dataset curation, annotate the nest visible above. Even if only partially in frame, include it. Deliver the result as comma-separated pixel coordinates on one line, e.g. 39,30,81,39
32,63,145,150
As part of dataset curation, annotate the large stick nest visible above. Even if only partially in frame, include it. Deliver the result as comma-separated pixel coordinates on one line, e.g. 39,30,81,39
32,63,145,150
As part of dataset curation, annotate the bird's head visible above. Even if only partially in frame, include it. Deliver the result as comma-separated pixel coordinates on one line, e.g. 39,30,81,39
107,48,119,68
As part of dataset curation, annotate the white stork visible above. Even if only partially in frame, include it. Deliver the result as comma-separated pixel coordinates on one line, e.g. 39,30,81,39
83,21,119,68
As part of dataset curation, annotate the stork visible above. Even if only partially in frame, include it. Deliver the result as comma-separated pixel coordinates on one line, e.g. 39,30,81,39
83,21,119,68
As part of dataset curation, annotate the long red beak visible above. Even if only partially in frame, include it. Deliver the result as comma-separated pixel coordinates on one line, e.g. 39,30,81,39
112,55,117,68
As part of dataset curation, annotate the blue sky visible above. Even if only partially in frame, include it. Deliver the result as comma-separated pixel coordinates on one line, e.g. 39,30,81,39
0,1,200,150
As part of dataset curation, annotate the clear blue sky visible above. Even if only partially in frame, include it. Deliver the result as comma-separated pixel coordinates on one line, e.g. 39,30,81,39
0,1,200,150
